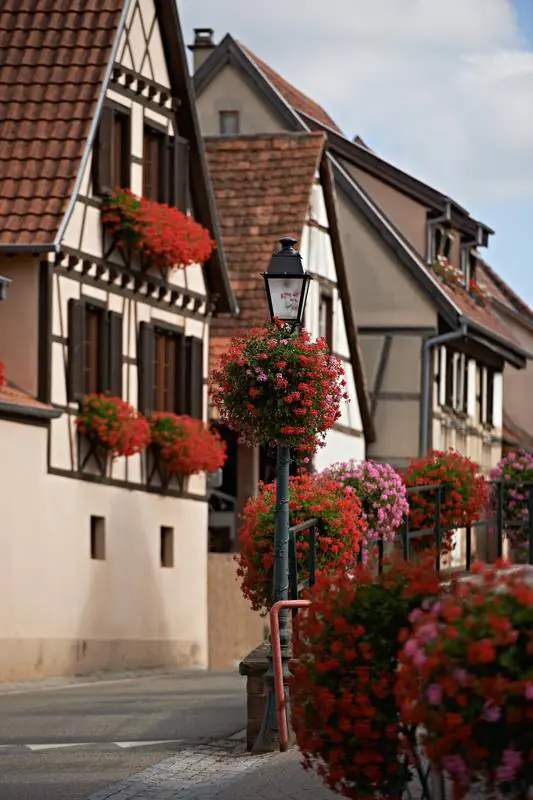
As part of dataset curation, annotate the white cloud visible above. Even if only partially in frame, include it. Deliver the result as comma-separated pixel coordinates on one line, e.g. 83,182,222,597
179,0,533,208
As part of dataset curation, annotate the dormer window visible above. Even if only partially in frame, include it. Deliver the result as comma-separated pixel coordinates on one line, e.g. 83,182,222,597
432,226,453,261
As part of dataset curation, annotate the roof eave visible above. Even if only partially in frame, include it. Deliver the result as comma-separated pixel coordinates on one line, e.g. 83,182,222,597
0,401,62,421
460,317,530,369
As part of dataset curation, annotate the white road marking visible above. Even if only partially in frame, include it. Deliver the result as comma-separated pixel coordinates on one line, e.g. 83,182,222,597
114,740,183,749
26,743,87,751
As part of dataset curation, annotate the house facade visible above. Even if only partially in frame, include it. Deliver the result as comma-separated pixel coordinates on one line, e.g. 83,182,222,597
204,131,374,551
0,2,235,681
190,29,529,476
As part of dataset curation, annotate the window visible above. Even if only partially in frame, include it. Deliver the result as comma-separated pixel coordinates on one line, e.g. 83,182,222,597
441,349,467,412
143,126,165,202
219,110,240,135
93,105,130,195
90,516,106,560
142,126,190,211
318,292,334,350
138,322,204,419
160,526,174,568
431,226,453,261
68,299,123,402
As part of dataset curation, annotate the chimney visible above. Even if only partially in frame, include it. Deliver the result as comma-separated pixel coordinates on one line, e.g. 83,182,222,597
188,28,216,73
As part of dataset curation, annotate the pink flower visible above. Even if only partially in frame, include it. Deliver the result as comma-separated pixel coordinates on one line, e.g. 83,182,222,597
525,683,533,700
481,701,501,722
426,683,443,706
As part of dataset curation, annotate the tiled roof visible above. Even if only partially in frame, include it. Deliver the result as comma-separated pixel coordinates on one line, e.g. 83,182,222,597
438,277,521,346
479,262,533,322
0,380,55,414
0,1,123,246
205,132,326,339
238,43,342,134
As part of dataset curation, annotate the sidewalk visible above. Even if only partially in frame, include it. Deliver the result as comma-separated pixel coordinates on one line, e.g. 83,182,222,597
88,735,339,800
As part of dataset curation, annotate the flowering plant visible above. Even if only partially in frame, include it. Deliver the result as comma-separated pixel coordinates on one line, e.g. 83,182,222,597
396,563,533,798
402,449,486,553
469,277,490,305
490,450,533,561
236,472,365,612
432,256,465,289
210,321,347,455
75,394,150,458
101,188,216,273
322,460,408,555
290,554,441,799
149,413,226,476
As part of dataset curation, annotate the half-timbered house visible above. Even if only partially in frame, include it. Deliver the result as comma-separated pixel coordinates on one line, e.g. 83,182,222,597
0,2,235,680
190,29,530,478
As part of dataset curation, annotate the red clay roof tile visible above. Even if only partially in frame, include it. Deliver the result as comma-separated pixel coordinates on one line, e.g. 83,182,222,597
205,132,326,356
0,1,123,247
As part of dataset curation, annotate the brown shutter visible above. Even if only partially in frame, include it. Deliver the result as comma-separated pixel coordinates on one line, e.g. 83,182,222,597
67,299,86,402
93,105,114,196
161,134,172,205
175,137,189,212
176,333,187,413
186,336,204,420
108,311,123,398
138,322,155,415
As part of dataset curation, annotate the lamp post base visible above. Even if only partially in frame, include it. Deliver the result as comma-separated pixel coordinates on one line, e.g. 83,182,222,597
252,650,294,753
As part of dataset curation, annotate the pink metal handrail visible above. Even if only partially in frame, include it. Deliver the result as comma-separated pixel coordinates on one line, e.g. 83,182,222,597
269,598,311,752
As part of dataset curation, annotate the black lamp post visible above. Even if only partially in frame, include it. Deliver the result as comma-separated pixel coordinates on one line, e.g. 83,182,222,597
253,237,312,753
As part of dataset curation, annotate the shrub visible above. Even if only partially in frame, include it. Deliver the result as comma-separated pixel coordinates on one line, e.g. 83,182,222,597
290,555,441,799
396,563,533,798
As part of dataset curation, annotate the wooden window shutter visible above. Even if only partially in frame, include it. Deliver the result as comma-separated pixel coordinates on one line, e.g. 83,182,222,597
108,311,123,398
67,299,86,402
175,137,190,212
186,336,204,420
138,322,155,415
176,333,187,413
161,133,172,205
93,105,114,196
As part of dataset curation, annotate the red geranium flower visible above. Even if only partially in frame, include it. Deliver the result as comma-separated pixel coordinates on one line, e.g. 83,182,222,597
149,413,226,476
76,394,150,458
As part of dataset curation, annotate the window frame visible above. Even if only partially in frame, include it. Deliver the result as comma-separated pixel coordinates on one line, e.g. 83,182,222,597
143,123,166,203
318,290,334,351
67,299,123,402
93,102,131,196
219,110,240,135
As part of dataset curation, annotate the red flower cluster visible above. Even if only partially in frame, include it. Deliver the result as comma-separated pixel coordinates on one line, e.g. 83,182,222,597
236,472,365,612
149,413,226,476
75,395,150,458
101,188,216,273
396,563,533,797
402,449,486,553
210,321,347,454
290,555,441,799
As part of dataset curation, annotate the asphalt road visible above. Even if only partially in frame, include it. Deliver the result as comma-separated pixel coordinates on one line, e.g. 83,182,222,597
0,670,246,800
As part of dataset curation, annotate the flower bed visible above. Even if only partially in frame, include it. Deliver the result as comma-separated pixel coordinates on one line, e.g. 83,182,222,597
396,563,533,798
75,394,150,458
402,449,486,553
210,321,347,455
290,555,441,799
491,449,533,562
101,188,216,273
236,472,365,613
149,413,226,476
322,459,408,555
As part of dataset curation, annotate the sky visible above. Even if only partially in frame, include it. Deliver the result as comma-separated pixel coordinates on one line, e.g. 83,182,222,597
179,0,533,306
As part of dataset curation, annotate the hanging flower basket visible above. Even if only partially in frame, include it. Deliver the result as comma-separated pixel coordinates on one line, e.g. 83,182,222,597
322,459,408,557
290,554,441,800
149,413,226,477
101,188,216,274
236,471,366,613
396,563,533,798
490,449,533,562
210,320,347,455
75,394,151,458
402,449,486,553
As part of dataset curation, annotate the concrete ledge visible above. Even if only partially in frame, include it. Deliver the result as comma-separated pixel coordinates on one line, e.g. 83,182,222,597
239,642,270,751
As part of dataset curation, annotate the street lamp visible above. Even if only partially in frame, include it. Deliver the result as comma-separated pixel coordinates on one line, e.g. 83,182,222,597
253,237,312,754
263,236,311,326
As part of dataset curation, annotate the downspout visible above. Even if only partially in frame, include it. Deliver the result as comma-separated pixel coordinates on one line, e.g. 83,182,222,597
420,323,468,455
